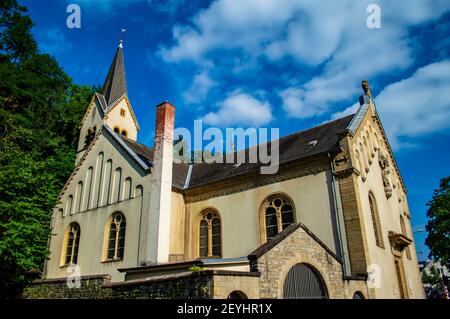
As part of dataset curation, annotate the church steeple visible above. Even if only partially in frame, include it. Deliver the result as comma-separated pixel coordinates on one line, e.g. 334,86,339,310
102,40,127,106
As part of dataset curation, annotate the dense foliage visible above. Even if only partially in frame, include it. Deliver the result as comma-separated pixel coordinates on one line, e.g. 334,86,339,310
425,176,450,263
0,0,95,298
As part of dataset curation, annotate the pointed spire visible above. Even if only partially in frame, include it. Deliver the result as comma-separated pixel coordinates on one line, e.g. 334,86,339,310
102,38,127,106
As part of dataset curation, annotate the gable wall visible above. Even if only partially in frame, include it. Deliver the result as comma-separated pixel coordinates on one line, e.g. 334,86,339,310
347,103,424,298
104,97,138,140
46,133,151,282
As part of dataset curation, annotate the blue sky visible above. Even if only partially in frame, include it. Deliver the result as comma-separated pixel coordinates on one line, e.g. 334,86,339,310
22,0,450,260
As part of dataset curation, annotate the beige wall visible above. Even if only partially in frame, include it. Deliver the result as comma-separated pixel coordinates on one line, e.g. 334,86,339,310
104,97,138,141
184,170,339,261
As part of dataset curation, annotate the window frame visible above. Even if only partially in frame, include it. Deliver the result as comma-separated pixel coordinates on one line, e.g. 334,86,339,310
103,212,127,262
259,193,296,243
61,222,81,267
198,209,222,259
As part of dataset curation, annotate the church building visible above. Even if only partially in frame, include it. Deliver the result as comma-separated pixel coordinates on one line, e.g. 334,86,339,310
41,41,424,299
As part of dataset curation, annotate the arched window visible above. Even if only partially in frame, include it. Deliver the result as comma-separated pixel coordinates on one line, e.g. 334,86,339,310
368,192,384,248
114,127,120,133
400,216,411,259
260,194,295,242
64,223,80,265
121,130,127,137
283,263,328,299
106,212,126,261
199,210,222,258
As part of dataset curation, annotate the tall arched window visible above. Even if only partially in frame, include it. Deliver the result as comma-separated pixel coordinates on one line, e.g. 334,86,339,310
368,192,384,248
400,215,411,259
64,223,80,265
106,212,126,261
260,194,295,242
199,210,222,258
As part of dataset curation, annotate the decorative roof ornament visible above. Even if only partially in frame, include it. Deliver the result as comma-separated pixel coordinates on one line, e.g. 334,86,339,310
361,79,372,98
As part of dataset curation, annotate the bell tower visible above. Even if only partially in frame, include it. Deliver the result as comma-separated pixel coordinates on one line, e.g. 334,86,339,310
75,37,139,164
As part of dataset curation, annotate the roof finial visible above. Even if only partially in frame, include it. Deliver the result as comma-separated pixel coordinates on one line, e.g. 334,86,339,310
119,27,126,48
361,79,372,98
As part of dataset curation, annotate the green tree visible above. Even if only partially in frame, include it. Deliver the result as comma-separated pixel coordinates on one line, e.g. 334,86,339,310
425,176,450,263
421,265,441,285
0,1,95,298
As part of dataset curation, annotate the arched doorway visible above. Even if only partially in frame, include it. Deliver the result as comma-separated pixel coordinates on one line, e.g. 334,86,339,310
283,263,328,299
227,290,248,299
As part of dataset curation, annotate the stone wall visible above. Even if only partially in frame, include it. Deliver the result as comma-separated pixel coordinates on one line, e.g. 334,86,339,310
22,272,213,299
250,224,346,299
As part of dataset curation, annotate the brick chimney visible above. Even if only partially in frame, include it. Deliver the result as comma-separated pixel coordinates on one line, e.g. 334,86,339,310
147,101,175,264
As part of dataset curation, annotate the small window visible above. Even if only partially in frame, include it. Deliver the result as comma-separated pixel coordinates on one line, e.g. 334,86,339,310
120,109,126,117
199,210,221,258
121,130,127,137
106,212,126,261
114,127,120,133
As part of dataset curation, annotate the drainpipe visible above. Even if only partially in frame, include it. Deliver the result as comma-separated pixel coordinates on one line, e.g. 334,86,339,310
328,152,352,277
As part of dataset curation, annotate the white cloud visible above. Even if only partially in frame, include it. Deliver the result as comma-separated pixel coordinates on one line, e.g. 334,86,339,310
375,60,450,150
160,0,450,118
182,71,217,104
331,60,450,150
202,91,272,127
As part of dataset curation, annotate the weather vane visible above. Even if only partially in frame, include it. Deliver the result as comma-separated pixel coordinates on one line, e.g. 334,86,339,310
119,27,126,48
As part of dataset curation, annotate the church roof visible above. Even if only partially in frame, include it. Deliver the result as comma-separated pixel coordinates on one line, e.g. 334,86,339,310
111,114,354,190
102,43,127,106
186,114,354,188
114,132,190,189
